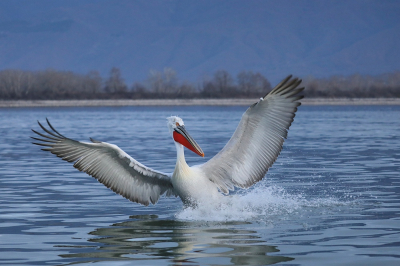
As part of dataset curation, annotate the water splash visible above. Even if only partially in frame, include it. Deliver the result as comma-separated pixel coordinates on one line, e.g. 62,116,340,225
175,183,345,222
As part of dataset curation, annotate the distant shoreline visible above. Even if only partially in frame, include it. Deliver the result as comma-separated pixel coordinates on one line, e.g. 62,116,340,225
0,98,400,108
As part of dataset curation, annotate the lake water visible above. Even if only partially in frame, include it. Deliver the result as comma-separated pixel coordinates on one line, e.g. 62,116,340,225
0,105,399,266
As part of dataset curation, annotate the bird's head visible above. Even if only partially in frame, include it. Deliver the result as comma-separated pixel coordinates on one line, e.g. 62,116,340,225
167,116,204,157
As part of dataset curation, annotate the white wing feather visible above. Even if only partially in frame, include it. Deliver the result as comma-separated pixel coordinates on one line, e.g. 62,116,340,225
32,119,175,206
200,75,304,193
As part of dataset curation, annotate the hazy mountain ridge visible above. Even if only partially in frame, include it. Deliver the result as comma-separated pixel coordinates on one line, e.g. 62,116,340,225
0,0,399,84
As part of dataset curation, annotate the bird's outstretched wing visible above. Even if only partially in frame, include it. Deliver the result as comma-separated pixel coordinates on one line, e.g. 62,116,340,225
200,75,303,194
31,119,175,206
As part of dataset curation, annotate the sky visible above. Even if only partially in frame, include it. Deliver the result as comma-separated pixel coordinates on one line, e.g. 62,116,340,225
0,0,399,84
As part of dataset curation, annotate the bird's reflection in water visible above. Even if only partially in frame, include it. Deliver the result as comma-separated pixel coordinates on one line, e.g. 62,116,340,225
60,215,293,265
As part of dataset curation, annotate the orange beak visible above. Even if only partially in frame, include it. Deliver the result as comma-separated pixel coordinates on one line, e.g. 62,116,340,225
173,126,204,157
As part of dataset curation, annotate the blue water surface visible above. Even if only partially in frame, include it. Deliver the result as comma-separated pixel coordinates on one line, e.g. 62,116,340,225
0,105,399,265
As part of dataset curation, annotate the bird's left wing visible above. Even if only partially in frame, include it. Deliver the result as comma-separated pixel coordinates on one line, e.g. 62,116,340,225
31,119,175,206
199,75,303,194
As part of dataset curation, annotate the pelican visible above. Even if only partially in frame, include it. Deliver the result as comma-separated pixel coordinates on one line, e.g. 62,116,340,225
32,75,303,206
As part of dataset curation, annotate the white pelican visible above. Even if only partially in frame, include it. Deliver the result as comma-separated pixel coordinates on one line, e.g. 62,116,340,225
32,75,303,206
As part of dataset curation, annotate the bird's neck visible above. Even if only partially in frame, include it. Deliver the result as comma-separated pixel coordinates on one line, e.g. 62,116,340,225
173,142,191,178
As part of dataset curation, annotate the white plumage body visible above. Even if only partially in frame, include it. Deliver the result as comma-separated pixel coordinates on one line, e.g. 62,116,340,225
171,143,222,205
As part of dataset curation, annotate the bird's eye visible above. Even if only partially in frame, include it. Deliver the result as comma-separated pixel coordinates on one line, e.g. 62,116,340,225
176,122,180,126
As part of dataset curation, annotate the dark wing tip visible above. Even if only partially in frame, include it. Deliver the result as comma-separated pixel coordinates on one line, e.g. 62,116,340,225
264,74,294,98
46,118,66,138
282,74,293,83
264,75,305,101
32,119,68,149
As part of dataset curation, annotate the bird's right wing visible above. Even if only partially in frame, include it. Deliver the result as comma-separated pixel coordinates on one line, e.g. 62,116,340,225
200,75,303,194
32,119,176,206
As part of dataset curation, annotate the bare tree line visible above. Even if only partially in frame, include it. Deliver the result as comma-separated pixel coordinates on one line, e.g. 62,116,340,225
302,73,400,98
0,69,102,99
0,67,399,100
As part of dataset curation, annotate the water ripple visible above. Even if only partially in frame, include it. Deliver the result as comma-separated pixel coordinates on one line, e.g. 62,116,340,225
0,105,399,265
